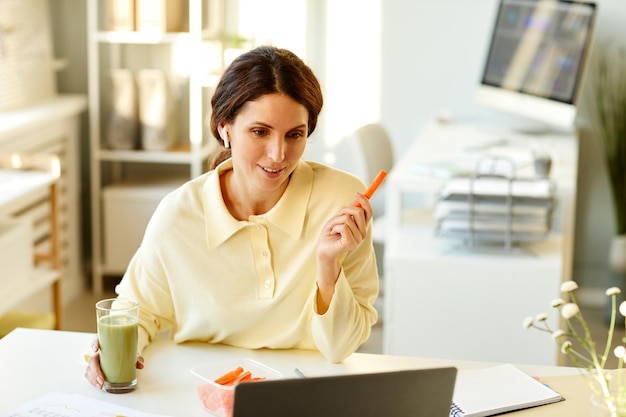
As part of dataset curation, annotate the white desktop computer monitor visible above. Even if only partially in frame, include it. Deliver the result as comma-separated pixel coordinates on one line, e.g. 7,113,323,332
475,0,597,132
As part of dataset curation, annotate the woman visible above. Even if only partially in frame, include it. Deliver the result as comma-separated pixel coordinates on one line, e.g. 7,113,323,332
85,46,379,389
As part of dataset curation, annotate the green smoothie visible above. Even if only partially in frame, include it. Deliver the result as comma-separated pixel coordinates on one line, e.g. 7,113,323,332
98,314,138,385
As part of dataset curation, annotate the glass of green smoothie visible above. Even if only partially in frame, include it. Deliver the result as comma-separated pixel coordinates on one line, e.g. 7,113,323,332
96,298,139,393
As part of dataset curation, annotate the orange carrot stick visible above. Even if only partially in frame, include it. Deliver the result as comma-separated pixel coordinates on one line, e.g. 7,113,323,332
214,366,244,385
228,370,252,385
354,169,388,208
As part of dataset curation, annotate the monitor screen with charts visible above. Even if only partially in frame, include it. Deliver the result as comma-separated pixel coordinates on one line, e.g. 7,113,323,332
232,367,457,417
476,0,597,130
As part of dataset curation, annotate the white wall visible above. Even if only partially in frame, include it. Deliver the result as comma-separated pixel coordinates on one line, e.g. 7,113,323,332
380,0,626,294
381,0,498,151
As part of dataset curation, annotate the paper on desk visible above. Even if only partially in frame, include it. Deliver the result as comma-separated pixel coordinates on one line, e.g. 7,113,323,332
438,218,548,233
0,391,174,417
435,200,550,218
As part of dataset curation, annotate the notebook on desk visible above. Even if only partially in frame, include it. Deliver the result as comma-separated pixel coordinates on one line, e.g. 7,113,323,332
450,364,563,417
232,367,457,417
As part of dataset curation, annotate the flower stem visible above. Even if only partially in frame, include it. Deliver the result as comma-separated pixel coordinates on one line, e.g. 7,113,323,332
601,294,618,369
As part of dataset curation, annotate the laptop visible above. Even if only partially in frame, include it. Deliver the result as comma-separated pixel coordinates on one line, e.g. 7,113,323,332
232,367,457,417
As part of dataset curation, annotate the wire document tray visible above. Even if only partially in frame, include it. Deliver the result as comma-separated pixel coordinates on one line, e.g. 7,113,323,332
434,156,557,252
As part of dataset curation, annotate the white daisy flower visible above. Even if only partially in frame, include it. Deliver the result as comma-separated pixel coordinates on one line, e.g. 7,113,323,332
561,303,579,320
551,298,565,308
606,287,621,296
552,330,565,340
523,316,534,329
560,281,578,293
561,340,572,354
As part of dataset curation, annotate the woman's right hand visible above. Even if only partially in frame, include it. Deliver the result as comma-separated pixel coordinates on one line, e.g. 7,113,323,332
84,337,145,390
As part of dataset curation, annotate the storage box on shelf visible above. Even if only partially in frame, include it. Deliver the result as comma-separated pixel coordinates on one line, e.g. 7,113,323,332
102,180,183,273
87,0,227,294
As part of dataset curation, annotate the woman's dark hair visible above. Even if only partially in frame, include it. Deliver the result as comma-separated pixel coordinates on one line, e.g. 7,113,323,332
207,46,323,170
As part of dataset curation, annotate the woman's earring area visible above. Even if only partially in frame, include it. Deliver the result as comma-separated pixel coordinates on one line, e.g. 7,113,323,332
220,128,230,149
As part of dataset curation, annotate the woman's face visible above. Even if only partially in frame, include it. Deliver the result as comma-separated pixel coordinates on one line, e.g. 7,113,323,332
225,93,309,194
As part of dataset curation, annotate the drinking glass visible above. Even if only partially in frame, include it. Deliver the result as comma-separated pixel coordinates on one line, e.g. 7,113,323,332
96,298,139,393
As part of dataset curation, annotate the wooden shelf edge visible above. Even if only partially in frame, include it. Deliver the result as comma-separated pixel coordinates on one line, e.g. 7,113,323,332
96,31,192,44
96,144,214,164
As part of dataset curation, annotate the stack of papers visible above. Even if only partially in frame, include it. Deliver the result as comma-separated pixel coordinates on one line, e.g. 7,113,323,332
435,176,556,245
440,177,553,199
0,392,174,417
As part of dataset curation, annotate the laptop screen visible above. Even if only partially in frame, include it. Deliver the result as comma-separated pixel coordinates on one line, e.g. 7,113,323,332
232,367,457,417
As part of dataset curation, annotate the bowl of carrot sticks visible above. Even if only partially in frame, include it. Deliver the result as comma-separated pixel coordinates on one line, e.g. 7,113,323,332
191,358,282,417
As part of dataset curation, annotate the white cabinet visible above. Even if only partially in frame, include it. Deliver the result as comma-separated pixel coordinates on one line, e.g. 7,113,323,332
87,0,228,294
0,153,63,333
382,120,579,366
0,96,86,317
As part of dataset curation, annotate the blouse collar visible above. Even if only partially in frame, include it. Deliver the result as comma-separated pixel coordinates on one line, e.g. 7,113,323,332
204,159,312,249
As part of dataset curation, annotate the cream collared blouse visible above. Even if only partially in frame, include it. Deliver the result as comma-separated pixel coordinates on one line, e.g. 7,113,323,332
116,159,379,363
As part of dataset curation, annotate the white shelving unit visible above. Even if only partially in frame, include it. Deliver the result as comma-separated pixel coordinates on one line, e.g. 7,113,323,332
87,0,227,294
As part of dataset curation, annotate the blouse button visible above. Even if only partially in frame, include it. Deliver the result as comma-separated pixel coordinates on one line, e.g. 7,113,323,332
264,280,272,289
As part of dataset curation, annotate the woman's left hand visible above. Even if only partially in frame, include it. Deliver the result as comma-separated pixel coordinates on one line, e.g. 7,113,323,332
316,192,373,302
318,193,372,256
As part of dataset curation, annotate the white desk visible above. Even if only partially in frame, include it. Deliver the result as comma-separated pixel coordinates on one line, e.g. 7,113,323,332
0,328,591,417
383,120,578,365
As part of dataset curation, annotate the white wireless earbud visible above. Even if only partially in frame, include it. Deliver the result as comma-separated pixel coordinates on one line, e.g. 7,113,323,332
220,127,230,149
